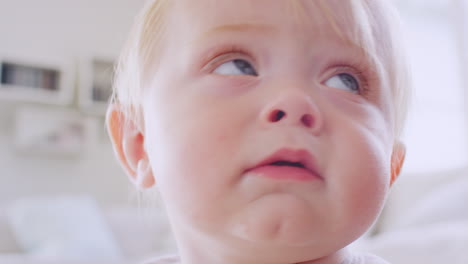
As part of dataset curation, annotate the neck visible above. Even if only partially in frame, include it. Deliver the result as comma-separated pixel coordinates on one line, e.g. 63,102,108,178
172,233,353,264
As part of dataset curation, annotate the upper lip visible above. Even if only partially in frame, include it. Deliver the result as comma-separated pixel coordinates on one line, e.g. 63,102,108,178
246,148,322,179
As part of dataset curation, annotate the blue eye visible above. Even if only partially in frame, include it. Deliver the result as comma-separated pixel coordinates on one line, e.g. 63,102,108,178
213,59,258,76
324,73,360,94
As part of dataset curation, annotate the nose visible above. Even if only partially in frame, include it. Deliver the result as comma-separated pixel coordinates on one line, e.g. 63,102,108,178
260,92,323,135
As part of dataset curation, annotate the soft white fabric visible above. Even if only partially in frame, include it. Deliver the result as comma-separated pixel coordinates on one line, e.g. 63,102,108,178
0,255,131,264
398,176,468,228
352,220,468,264
351,167,468,264
104,206,174,259
141,254,179,264
6,196,122,260
378,167,468,232
0,200,174,261
0,206,20,253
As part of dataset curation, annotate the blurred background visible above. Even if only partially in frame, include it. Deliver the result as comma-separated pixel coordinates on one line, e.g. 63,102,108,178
0,0,467,263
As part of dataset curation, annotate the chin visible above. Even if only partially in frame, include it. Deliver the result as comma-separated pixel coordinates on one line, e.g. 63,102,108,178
225,236,329,264
228,193,326,247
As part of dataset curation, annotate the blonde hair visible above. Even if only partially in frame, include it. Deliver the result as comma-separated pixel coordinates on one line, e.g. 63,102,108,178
111,0,172,128
110,0,410,140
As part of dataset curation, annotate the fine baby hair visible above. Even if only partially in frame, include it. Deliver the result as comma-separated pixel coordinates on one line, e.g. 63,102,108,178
111,0,410,139
107,1,410,264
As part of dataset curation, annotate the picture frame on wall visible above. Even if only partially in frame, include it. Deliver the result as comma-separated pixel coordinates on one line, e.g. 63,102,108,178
0,54,73,105
79,57,115,114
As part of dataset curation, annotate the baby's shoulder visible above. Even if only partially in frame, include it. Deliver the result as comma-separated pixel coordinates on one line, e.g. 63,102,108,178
349,252,391,264
141,255,180,264
140,253,388,264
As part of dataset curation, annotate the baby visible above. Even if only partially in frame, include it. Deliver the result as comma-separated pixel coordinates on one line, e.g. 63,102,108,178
106,0,410,263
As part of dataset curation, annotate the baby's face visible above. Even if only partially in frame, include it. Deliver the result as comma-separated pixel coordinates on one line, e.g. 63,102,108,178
143,0,395,261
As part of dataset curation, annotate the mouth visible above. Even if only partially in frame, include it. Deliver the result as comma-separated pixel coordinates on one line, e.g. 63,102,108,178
270,160,307,169
246,148,322,181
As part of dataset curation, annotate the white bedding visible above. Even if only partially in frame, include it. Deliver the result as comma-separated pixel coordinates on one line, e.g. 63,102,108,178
352,220,468,264
351,167,468,264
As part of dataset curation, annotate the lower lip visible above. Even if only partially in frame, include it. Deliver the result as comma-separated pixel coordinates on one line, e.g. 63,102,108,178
247,165,320,181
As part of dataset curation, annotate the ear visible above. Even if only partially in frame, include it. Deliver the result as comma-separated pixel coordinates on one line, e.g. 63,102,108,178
390,141,406,186
106,104,155,189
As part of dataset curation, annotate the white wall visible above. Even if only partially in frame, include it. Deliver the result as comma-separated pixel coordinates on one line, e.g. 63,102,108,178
396,1,468,174
0,0,143,59
0,0,145,206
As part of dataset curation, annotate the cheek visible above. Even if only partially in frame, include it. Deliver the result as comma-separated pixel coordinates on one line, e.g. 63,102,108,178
341,135,390,228
322,96,393,234
339,136,390,202
143,89,249,222
146,103,227,181
145,107,223,221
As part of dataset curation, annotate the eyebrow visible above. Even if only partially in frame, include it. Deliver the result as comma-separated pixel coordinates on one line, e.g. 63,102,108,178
192,22,377,71
197,23,276,40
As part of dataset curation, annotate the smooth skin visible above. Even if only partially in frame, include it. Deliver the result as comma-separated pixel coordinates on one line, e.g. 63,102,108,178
107,1,405,264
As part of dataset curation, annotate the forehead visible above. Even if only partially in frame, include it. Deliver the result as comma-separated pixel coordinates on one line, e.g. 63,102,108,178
169,0,366,41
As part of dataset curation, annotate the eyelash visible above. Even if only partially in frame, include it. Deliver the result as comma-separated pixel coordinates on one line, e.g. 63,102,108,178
326,62,372,97
202,45,374,98
201,44,255,73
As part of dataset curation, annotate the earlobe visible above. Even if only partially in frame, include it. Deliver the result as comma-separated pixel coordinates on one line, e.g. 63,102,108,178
390,141,406,186
106,104,155,189
136,159,155,188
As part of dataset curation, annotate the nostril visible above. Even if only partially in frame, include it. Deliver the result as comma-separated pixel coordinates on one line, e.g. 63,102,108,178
269,110,286,122
301,114,313,127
